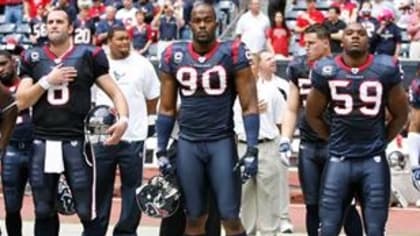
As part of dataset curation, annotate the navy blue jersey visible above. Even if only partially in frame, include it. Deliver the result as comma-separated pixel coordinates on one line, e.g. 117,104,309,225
6,81,33,142
311,54,402,158
159,40,251,141
73,18,96,45
30,17,48,46
20,45,109,140
286,55,326,143
409,78,420,109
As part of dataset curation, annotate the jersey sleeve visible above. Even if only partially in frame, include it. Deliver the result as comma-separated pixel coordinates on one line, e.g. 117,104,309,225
91,47,109,78
310,63,330,96
385,59,403,89
232,40,251,72
19,50,34,79
159,44,173,74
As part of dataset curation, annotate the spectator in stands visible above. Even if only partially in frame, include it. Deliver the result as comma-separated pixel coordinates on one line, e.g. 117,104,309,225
55,0,77,22
73,0,96,44
179,0,193,39
95,5,124,45
294,0,325,55
88,0,106,23
153,1,183,59
116,0,138,28
29,4,48,46
323,6,346,54
129,10,154,56
4,0,24,24
407,0,420,58
330,0,358,23
104,0,122,10
266,11,290,58
235,0,270,54
137,0,155,23
371,0,399,19
373,8,402,57
357,1,379,53
397,0,413,29
24,0,51,20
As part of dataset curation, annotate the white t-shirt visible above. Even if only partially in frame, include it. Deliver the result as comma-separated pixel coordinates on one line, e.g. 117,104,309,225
95,52,160,141
234,76,287,140
116,7,138,27
235,11,270,53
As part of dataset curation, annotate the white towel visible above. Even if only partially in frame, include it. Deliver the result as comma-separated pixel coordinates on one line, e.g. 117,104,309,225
44,140,64,173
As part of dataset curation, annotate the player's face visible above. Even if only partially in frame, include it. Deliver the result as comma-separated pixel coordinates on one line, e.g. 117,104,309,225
342,24,369,56
0,55,15,86
190,5,218,44
109,30,131,58
46,10,73,44
304,33,329,62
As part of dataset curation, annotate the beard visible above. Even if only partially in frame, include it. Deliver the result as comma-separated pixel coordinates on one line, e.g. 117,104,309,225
0,73,14,86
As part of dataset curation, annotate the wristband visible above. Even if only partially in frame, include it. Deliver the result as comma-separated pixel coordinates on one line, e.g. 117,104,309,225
118,115,129,124
38,76,51,90
243,113,260,147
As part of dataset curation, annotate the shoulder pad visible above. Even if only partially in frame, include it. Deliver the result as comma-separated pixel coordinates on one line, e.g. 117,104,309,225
313,57,337,77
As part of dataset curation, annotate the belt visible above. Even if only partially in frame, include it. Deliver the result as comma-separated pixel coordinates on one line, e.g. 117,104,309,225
239,138,274,144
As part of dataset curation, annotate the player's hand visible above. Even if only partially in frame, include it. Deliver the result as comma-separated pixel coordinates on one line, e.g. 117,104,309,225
279,137,292,167
47,64,77,85
104,118,128,145
234,146,258,183
157,150,175,176
412,166,420,191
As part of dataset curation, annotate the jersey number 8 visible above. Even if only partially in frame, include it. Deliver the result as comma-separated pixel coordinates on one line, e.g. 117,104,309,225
47,83,70,105
176,66,227,96
329,80,383,116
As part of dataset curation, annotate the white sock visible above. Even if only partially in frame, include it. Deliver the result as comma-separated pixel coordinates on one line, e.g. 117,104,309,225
407,132,420,167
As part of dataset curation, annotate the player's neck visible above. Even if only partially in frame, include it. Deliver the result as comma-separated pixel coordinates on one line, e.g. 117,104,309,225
341,53,369,68
48,40,73,58
191,40,217,55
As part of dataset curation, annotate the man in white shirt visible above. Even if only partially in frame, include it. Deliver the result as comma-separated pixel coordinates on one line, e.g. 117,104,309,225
234,51,292,236
235,0,270,54
116,0,138,28
85,25,160,236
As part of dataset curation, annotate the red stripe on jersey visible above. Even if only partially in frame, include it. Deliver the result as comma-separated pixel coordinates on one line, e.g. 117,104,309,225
43,44,76,62
164,44,173,64
92,47,102,57
335,54,374,73
231,39,241,64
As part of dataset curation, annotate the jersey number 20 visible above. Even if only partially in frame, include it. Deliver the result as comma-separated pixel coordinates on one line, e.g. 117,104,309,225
176,66,227,96
329,80,383,116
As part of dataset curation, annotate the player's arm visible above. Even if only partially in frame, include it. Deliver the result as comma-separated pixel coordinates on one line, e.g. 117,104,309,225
95,75,129,118
305,87,329,140
386,83,409,142
281,82,300,140
0,84,17,150
235,66,259,147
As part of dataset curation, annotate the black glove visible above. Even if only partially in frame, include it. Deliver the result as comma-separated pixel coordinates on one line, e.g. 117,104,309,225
234,146,258,183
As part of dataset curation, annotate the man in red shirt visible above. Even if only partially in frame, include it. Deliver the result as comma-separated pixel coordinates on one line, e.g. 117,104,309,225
294,0,325,55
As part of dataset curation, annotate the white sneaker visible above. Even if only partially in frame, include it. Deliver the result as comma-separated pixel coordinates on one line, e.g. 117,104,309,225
280,220,294,234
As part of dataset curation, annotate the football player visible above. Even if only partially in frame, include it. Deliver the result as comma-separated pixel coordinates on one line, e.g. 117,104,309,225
306,22,409,235
156,2,259,236
73,0,96,45
280,24,362,236
16,8,129,236
0,50,33,236
408,64,420,191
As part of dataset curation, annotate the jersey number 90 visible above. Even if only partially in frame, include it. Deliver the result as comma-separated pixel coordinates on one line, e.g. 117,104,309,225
329,80,383,116
176,66,227,96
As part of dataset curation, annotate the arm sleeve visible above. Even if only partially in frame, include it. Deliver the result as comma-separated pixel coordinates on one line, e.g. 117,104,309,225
143,60,161,99
386,59,403,88
159,44,173,74
310,66,330,96
92,48,109,78
232,41,251,71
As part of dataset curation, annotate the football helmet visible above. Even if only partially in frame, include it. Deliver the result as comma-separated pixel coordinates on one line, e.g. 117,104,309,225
135,175,180,218
56,177,76,215
85,105,116,142
387,150,406,170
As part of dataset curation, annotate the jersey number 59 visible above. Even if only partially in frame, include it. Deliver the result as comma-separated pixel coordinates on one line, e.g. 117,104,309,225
329,80,383,116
